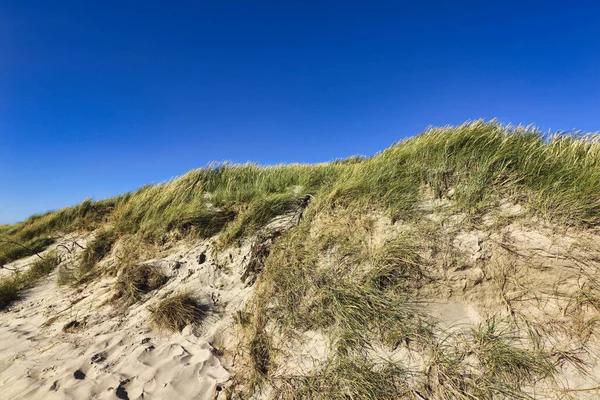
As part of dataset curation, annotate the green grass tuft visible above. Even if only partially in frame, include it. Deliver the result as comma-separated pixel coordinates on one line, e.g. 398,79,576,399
422,318,556,399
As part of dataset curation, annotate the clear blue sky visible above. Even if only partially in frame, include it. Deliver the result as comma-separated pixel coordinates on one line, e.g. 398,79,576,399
2,1,599,224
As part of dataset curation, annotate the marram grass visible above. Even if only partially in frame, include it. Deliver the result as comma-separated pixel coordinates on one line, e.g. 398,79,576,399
2,120,599,257
0,252,61,309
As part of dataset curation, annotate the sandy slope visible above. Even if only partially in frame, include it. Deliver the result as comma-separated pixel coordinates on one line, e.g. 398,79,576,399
0,237,253,400
3,208,600,399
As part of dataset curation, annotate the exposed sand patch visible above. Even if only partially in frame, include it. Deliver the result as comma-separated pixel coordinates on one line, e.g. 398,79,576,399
0,236,254,400
427,301,482,331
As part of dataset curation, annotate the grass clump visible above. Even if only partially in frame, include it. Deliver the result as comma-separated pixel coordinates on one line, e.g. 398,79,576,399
58,228,116,285
111,162,345,244
423,319,556,399
0,236,55,267
366,235,424,291
7,197,120,241
274,356,411,400
326,121,600,224
0,197,119,267
0,277,21,309
219,193,305,246
249,322,271,379
81,228,117,268
28,253,62,277
0,197,120,265
169,208,236,239
0,252,61,310
113,264,168,304
150,293,208,332
471,319,555,393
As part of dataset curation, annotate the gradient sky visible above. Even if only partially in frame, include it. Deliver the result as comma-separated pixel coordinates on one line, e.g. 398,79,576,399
2,1,600,224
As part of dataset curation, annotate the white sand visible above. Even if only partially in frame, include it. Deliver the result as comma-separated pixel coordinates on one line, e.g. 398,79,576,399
0,237,253,400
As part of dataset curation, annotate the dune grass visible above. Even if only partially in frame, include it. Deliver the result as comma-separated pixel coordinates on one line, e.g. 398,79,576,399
274,356,411,400
0,197,119,267
232,200,560,398
231,204,433,396
327,121,600,224
2,121,599,263
0,236,55,267
472,319,555,392
113,263,168,305
0,252,61,310
420,319,556,399
149,293,209,332
58,228,117,285
111,162,345,243
250,204,431,343
0,120,597,397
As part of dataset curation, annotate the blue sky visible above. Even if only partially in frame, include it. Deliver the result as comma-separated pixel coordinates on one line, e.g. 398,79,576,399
2,1,599,224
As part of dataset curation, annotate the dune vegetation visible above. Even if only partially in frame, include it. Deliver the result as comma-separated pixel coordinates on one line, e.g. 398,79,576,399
0,252,60,310
3,121,599,255
1,120,600,398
